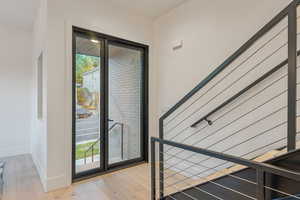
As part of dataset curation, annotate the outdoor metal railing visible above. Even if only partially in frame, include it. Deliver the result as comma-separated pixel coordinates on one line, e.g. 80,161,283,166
0,161,5,184
84,121,124,164
153,1,300,199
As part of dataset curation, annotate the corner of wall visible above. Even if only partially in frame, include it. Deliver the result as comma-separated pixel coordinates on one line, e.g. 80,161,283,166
0,145,30,158
31,0,49,192
32,153,47,191
45,174,68,192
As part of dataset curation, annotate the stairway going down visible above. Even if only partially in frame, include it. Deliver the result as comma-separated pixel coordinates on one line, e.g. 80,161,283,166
151,1,300,200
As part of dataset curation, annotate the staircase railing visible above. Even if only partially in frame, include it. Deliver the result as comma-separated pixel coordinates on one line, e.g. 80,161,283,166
154,1,300,199
151,137,300,200
84,121,124,164
190,50,300,128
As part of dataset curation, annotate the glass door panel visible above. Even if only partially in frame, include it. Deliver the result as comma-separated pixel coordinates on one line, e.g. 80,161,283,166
108,43,143,165
73,27,148,180
74,34,102,174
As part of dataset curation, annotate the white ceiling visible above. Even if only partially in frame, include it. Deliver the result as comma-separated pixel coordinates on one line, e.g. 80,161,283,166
110,0,187,19
0,0,187,30
0,0,40,30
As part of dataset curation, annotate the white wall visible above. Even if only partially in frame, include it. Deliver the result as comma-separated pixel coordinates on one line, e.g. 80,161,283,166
33,0,298,192
0,24,33,157
31,0,48,190
44,0,156,191
154,0,292,112
153,0,300,178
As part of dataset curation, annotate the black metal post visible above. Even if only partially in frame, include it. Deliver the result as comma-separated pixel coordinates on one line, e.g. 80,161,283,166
265,173,273,199
256,169,265,200
287,1,297,151
121,123,124,160
159,118,164,198
92,146,94,162
151,138,156,200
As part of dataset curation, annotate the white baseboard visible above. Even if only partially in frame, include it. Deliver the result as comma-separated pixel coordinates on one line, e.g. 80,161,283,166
46,174,68,192
31,154,47,191
0,145,29,158
32,153,69,192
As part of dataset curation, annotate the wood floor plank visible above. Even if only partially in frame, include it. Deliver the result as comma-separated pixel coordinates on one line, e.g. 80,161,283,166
0,154,150,200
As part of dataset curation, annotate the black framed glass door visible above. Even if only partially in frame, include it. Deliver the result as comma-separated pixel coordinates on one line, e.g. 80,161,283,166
108,42,144,166
73,32,104,175
72,27,148,180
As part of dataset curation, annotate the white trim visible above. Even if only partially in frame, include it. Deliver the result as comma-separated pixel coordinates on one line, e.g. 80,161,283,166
64,19,152,188
46,174,68,192
32,154,47,191
64,19,73,188
64,20,132,187
0,145,30,158
64,20,110,187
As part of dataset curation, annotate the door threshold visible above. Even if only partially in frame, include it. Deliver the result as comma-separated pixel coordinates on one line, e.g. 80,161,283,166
72,161,147,183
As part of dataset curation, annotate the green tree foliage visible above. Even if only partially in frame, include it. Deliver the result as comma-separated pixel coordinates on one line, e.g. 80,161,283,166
77,88,91,106
76,140,100,160
76,54,100,84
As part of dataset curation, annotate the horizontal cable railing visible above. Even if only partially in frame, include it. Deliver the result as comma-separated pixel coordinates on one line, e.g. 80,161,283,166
165,99,300,160
165,23,289,127
163,31,300,137
166,67,291,142
151,137,300,200
163,113,299,181
155,1,300,200
165,39,290,135
190,50,300,128
161,1,299,145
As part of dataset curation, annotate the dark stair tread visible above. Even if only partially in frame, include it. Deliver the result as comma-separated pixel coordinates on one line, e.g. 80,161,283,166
212,173,256,198
195,182,253,200
274,194,300,200
230,168,256,182
164,149,300,200
184,187,221,200
164,192,195,200
164,187,220,200
164,178,254,200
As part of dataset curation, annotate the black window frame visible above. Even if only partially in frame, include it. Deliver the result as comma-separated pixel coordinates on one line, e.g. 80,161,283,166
72,26,149,181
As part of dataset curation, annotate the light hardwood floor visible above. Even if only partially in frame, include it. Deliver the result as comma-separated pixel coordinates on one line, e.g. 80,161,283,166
2,142,298,200
0,154,150,200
